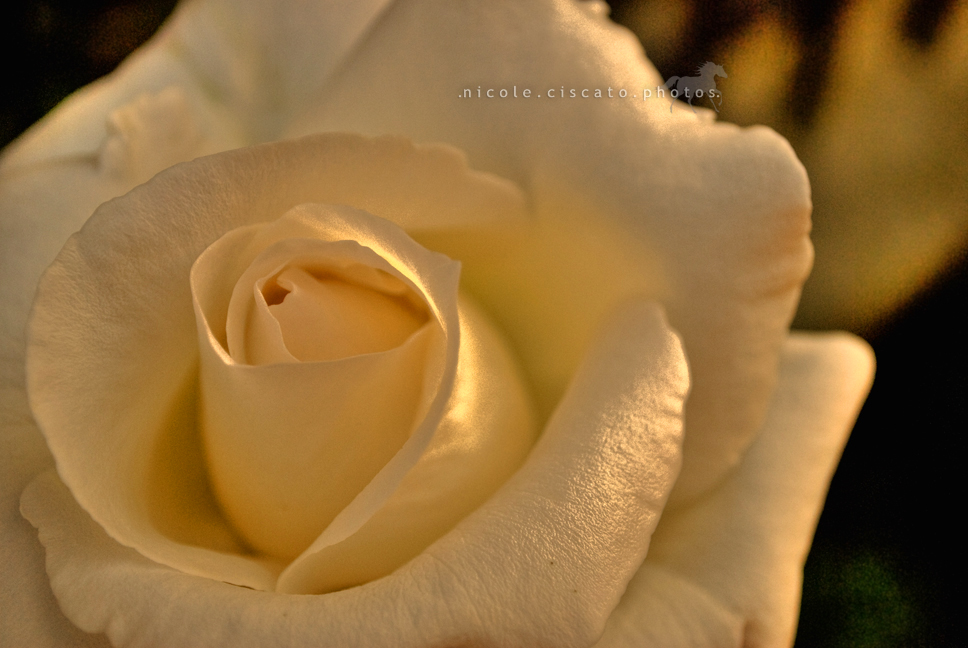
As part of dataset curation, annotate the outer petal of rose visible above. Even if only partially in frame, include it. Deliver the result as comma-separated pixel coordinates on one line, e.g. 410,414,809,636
0,0,414,359
284,0,813,503
1,86,241,359
594,332,874,648
24,134,527,593
6,0,808,507
2,131,523,636
0,83,239,648
0,0,396,169
2,0,395,587
0,379,111,648
22,301,688,648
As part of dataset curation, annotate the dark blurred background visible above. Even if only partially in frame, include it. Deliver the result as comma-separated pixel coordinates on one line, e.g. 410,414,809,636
1,2,963,646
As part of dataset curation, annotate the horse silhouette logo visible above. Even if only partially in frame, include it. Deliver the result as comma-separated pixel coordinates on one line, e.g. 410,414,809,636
664,62,728,113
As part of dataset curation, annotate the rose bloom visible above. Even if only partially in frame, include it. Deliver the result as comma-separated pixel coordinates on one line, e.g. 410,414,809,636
0,1,874,647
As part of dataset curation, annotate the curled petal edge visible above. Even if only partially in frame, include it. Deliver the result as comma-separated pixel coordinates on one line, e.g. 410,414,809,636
22,300,687,648
595,332,875,648
23,133,527,591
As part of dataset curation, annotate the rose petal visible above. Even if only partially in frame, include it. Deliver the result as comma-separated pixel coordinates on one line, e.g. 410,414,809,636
0,0,397,169
236,261,427,363
192,207,536,594
277,295,536,594
0,76,258,639
22,300,687,648
286,0,813,502
0,86,231,351
1,84,241,647
24,134,529,591
594,332,874,647
0,370,111,648
192,203,459,568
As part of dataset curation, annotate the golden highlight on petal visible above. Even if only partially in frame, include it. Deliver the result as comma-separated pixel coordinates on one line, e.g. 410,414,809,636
0,0,884,643
20,300,686,646
25,134,535,593
191,204,456,561
294,0,813,506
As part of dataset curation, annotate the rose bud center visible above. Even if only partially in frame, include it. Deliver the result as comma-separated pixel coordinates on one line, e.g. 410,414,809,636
194,206,453,561
259,265,428,363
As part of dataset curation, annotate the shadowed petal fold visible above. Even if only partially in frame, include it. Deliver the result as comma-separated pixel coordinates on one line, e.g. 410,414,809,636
22,300,688,648
24,134,533,593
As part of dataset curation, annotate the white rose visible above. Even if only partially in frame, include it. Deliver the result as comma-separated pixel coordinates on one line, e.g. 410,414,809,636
0,1,874,647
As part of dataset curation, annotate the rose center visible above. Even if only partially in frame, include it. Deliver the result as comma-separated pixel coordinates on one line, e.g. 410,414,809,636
262,265,428,362
200,225,448,560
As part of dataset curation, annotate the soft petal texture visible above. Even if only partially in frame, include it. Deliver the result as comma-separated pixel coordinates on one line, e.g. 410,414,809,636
0,0,393,168
0,1,424,622
285,0,813,502
22,301,688,648
0,0,838,642
0,376,111,648
24,134,531,594
276,294,536,595
3,8,810,588
595,332,874,647
190,201,537,594
0,78,249,646
192,205,455,564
